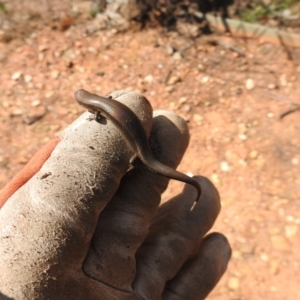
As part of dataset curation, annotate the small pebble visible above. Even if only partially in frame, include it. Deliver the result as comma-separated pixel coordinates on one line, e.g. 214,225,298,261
197,64,205,71
291,158,299,165
249,150,258,159
260,253,269,261
193,114,203,123
167,76,181,85
220,161,230,172
270,286,278,292
24,75,32,83
211,173,220,184
51,70,60,79
270,235,291,252
166,44,174,55
11,109,23,116
173,52,182,60
144,75,153,84
285,225,298,238
201,76,210,83
280,74,287,86
267,112,274,118
181,104,191,113
268,83,277,89
45,91,54,98
245,78,255,90
228,277,239,290
31,100,40,107
87,46,96,53
11,72,22,80
178,97,187,104
165,86,175,93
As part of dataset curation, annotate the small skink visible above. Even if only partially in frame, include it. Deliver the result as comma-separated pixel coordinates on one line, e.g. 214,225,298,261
75,89,201,206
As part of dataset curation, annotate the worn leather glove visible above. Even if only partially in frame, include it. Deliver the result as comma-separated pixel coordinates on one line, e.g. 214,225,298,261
0,90,231,300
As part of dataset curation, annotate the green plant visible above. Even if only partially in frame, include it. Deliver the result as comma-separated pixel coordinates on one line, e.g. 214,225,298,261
238,0,300,23
89,7,103,18
0,2,8,14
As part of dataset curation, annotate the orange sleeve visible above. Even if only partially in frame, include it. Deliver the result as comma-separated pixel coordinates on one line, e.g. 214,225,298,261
0,137,60,209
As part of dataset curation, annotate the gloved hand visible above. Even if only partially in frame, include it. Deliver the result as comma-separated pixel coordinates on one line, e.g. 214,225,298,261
0,90,231,300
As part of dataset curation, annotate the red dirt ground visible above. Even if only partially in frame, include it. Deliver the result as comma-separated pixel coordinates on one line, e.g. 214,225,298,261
0,1,299,299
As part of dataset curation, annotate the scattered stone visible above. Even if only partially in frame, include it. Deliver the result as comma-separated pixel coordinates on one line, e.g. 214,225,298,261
270,286,278,292
291,158,299,165
211,173,220,184
268,83,277,89
165,86,175,93
178,97,187,104
167,76,181,85
2,101,9,108
144,75,153,84
24,75,32,83
193,114,203,123
201,76,210,83
245,78,255,90
87,47,96,53
240,243,253,255
249,150,259,159
38,45,48,52
220,161,230,172
238,134,247,140
280,74,287,86
197,64,205,71
165,44,174,55
10,109,23,116
51,70,60,79
181,104,191,113
267,112,274,118
96,71,105,77
172,51,182,60
269,260,280,275
239,159,247,166
228,277,239,290
285,225,298,238
45,91,54,98
31,100,40,107
286,215,295,222
270,235,291,252
11,72,22,80
238,123,247,134
260,253,269,261
232,251,241,259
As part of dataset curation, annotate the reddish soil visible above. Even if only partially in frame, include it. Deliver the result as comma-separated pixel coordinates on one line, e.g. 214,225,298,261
0,1,300,299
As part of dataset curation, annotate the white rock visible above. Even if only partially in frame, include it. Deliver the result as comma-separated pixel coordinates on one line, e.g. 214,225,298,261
228,277,239,290
144,75,154,84
245,78,255,90
11,72,22,80
201,76,210,83
220,161,230,172
24,75,32,83
285,225,298,238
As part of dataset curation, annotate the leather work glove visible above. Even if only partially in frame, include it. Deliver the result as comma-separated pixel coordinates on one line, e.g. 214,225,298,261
0,90,231,300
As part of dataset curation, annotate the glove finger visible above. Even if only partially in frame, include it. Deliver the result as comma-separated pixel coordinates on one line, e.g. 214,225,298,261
0,90,152,298
83,109,191,291
133,176,221,299
163,233,232,300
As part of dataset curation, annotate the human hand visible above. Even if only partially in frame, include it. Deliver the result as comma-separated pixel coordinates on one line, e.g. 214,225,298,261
0,90,231,300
